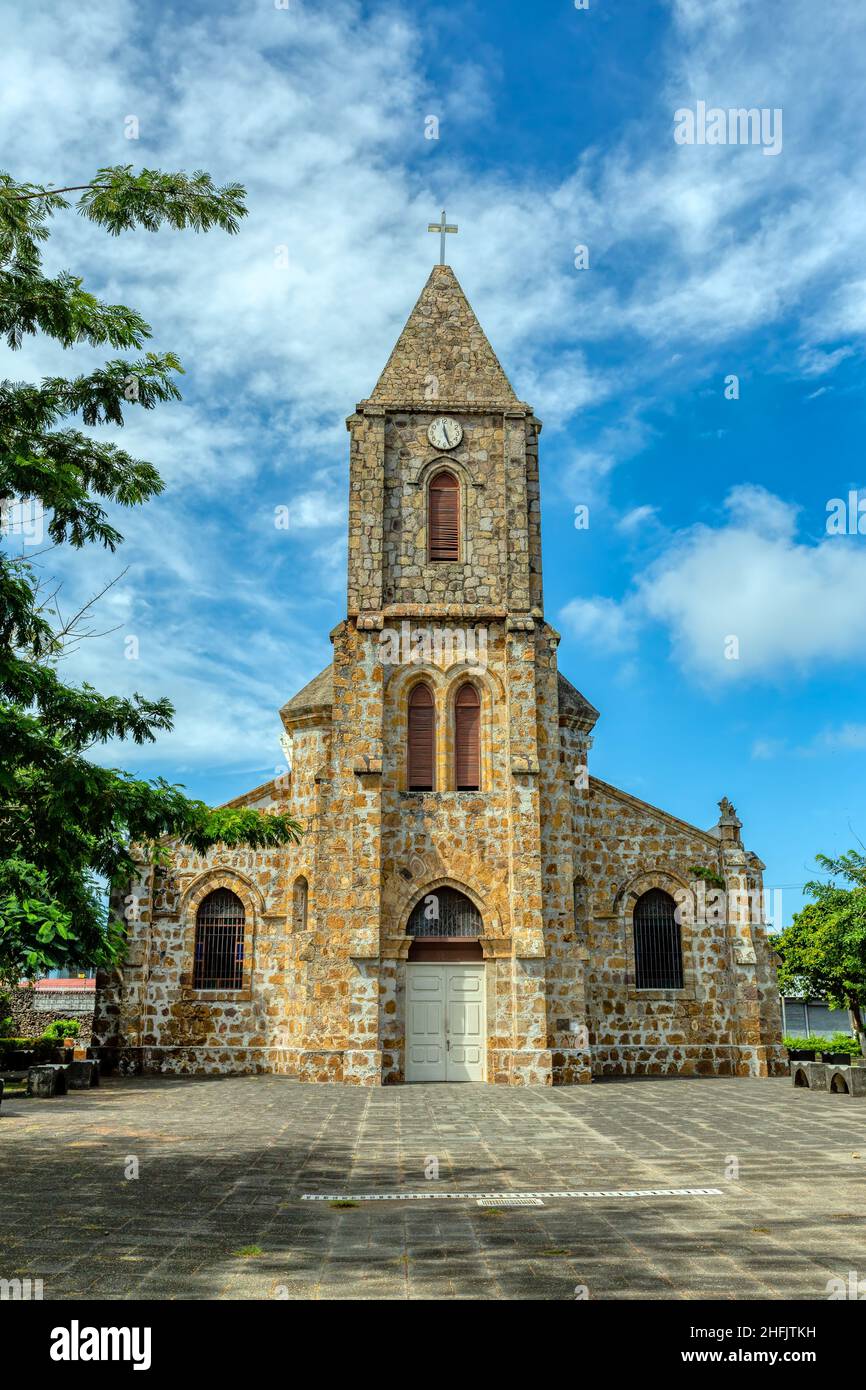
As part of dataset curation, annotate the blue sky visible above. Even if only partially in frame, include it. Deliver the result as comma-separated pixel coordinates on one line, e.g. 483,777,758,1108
4,0,866,926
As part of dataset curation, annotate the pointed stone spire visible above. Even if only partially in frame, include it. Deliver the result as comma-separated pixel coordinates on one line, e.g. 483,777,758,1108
366,264,520,409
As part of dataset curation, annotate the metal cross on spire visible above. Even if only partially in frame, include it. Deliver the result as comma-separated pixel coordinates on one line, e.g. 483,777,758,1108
428,209,458,265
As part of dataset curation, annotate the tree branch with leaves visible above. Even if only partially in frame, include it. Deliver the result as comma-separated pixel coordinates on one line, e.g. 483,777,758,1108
0,165,301,984
774,851,866,1049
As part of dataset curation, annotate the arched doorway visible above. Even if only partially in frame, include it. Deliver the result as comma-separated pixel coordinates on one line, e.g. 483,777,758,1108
405,886,485,1083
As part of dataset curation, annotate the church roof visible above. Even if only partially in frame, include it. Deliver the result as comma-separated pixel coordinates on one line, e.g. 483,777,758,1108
557,673,599,731
366,264,521,409
280,664,333,721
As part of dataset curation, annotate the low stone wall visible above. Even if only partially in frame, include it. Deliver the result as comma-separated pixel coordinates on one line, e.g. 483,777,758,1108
10,986,95,1044
591,1043,788,1078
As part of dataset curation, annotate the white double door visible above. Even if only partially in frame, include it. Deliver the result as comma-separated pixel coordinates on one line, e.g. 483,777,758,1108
406,964,486,1082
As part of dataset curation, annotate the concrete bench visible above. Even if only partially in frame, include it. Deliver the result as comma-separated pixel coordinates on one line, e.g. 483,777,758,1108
791,1060,866,1095
27,1064,68,1097
65,1059,99,1089
792,1061,827,1090
826,1064,866,1097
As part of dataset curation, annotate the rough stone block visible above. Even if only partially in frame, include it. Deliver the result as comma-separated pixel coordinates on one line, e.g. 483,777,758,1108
27,1064,68,1097
65,1060,100,1089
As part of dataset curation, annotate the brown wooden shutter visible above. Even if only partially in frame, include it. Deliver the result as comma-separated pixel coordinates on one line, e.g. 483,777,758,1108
455,683,480,790
429,471,459,561
408,684,435,789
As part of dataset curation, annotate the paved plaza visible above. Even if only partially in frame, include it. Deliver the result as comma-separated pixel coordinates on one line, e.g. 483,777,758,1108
1,1074,865,1300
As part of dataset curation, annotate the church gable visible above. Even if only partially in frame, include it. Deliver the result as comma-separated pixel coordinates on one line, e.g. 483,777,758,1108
367,265,520,409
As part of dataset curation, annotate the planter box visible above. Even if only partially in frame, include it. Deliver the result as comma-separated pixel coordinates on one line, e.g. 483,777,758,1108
787,1049,817,1061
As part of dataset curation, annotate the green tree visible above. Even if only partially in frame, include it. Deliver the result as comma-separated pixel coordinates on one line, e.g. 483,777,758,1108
774,851,866,1041
0,166,301,984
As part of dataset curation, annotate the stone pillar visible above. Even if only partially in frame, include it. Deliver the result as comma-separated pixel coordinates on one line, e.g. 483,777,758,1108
716,798,786,1077
92,862,154,1071
504,619,552,1084
540,627,592,1084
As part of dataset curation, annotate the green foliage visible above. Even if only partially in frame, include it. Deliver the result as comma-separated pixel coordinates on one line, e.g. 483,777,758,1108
0,990,12,1037
0,1035,57,1059
0,165,302,984
688,865,726,890
774,851,866,1034
783,1033,860,1055
41,1018,81,1041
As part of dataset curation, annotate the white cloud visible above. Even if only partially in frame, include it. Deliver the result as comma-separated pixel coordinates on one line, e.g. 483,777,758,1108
288,490,347,531
752,723,866,760
751,737,786,761
636,486,866,682
7,0,866,770
617,505,659,534
818,723,866,752
559,596,638,653
562,484,866,685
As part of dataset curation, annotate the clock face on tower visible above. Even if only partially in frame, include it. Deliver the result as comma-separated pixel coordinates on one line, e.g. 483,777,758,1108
427,416,463,451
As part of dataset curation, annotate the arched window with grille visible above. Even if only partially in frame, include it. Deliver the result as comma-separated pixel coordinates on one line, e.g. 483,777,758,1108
454,682,480,790
292,875,308,933
407,683,435,790
428,470,459,561
193,888,245,990
633,888,683,990
407,886,482,938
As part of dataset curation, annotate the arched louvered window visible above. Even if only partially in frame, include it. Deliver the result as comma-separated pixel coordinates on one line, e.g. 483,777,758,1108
407,683,435,790
633,889,683,990
428,470,459,561
292,876,308,933
193,888,245,990
454,683,480,790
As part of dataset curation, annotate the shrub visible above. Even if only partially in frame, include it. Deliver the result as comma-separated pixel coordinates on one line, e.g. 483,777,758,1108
784,1035,823,1052
784,1033,861,1055
822,1032,862,1056
0,1036,58,1060
41,1019,81,1041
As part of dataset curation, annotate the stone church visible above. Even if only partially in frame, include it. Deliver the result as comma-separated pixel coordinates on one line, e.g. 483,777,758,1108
94,262,786,1085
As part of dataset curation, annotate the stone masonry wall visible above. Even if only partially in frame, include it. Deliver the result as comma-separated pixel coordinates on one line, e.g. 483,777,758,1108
579,779,785,1077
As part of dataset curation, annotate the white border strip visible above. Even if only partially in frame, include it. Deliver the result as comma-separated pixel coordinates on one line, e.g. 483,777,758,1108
301,1187,723,1202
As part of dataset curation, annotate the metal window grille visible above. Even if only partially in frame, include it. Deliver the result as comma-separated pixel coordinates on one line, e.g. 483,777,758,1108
193,888,245,989
633,889,683,989
407,886,482,938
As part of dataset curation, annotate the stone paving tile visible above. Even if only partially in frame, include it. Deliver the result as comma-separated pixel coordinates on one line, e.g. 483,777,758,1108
1,1073,865,1299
